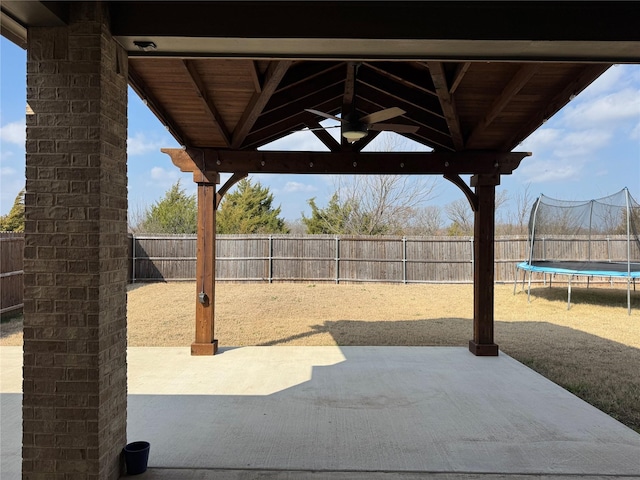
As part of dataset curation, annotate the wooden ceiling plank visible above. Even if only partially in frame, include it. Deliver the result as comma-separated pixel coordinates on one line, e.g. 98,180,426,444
427,62,465,151
500,64,609,151
164,148,530,176
128,63,190,146
449,62,471,95
231,60,292,149
182,59,232,147
465,64,540,148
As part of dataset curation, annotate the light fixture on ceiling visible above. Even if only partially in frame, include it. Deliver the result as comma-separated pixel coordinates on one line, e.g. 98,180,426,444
133,40,157,52
342,125,368,142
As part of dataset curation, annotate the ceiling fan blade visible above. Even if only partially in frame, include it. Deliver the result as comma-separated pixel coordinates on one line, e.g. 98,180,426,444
297,125,341,132
305,108,345,123
360,107,406,124
369,123,419,134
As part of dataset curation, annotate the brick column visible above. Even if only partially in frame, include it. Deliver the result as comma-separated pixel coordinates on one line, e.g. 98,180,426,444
23,3,128,479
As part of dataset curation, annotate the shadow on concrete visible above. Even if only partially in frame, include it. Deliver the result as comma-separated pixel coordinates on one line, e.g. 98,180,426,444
256,317,640,433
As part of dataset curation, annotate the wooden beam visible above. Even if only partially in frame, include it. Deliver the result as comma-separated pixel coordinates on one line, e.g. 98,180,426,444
231,60,292,148
357,68,443,118
129,63,189,146
427,62,465,151
182,60,232,147
449,62,471,95
305,118,342,152
248,61,262,93
465,64,540,148
469,173,500,356
162,148,529,176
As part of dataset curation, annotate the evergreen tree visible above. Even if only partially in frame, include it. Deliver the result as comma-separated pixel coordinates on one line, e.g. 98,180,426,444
216,178,288,234
0,189,25,232
139,181,197,234
302,193,353,234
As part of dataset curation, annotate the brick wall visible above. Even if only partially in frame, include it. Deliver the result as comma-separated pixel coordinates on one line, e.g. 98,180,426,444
23,3,128,478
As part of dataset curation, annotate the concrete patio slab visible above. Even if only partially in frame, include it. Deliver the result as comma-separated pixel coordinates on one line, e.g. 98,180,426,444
2,346,640,479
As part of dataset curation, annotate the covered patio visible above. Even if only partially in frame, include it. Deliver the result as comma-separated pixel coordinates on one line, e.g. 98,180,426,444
1,1,639,478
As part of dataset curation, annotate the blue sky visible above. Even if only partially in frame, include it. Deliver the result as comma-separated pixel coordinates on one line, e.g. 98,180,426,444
1,36,639,222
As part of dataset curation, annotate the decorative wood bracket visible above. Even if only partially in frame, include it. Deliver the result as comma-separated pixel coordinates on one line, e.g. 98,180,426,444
444,173,478,212
216,172,248,209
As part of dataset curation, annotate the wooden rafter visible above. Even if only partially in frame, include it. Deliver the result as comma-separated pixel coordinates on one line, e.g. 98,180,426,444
305,118,341,152
248,61,262,93
500,64,610,151
182,60,231,147
465,64,540,148
449,62,471,95
128,64,189,146
231,60,292,149
358,67,443,117
365,62,437,96
343,61,356,112
163,148,529,176
427,62,464,151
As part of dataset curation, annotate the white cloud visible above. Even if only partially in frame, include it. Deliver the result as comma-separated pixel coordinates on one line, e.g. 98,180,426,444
552,129,612,158
284,181,317,193
630,121,640,140
0,120,26,145
562,88,640,129
128,132,165,156
0,166,17,176
519,128,563,153
519,158,584,184
150,166,179,182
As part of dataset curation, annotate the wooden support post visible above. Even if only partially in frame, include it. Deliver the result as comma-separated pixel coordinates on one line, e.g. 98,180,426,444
469,174,500,356
192,175,219,355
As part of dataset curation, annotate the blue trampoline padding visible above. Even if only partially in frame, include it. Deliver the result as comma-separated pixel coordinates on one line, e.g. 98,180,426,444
517,261,640,278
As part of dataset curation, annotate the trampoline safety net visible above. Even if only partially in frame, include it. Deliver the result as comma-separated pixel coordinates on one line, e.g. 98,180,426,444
528,188,640,264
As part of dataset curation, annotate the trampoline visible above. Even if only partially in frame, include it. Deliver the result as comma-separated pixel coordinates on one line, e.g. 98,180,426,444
515,188,640,314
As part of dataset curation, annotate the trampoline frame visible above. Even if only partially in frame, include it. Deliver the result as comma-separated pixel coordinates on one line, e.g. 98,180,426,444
514,260,640,314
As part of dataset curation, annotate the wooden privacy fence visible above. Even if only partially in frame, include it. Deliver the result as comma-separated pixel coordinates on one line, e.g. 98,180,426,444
0,232,24,316
130,234,635,284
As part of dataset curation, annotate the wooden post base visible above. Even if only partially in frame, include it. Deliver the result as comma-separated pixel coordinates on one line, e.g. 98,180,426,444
191,340,219,356
469,340,499,356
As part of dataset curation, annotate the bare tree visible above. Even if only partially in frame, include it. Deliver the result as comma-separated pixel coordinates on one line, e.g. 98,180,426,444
329,132,440,235
406,205,443,235
445,198,474,235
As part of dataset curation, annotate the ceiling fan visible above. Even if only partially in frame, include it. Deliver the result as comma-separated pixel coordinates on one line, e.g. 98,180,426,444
304,63,419,143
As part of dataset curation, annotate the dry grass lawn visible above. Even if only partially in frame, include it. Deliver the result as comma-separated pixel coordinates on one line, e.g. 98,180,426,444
2,281,639,433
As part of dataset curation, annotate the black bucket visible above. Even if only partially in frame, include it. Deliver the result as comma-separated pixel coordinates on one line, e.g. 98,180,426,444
123,441,150,475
